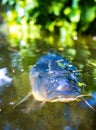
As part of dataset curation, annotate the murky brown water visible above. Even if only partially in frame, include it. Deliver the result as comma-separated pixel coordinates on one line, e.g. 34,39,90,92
0,36,96,130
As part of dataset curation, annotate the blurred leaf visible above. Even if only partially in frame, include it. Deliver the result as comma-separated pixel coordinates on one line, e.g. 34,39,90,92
84,7,96,23
2,0,15,5
49,2,63,16
69,8,81,23
60,27,66,43
72,0,79,8
2,0,8,5
64,7,71,15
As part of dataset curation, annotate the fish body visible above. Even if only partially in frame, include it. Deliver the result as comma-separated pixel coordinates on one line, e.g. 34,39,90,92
30,53,81,102
15,53,96,112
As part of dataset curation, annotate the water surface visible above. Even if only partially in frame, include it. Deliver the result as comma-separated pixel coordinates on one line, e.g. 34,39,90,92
0,36,96,130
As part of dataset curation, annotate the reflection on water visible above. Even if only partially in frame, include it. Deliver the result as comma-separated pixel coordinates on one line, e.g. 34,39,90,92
0,68,12,87
0,36,96,130
0,102,95,130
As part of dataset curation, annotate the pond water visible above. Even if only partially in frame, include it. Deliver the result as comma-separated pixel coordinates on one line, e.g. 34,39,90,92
0,36,96,130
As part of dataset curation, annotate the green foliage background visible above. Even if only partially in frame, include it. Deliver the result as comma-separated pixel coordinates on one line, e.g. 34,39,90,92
0,0,96,54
